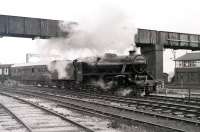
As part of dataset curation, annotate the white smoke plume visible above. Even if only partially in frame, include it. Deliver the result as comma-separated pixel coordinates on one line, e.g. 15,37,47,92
116,88,133,96
95,79,114,91
36,7,136,60
48,60,73,79
36,7,136,78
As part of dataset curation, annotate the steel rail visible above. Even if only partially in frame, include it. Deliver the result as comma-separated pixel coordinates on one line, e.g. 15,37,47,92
3,89,199,132
0,92,95,132
31,88,200,115
27,90,200,124
3,87,200,117
0,103,33,132
148,95,200,104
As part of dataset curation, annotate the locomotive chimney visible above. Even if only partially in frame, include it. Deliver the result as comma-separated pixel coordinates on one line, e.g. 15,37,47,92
129,50,135,56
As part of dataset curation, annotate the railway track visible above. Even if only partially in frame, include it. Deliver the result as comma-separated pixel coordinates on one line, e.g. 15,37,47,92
0,102,32,132
7,85,200,103
148,94,200,105
0,90,149,132
0,92,96,132
16,85,200,106
16,86,200,120
1,87,200,132
43,89,200,122
70,92,200,119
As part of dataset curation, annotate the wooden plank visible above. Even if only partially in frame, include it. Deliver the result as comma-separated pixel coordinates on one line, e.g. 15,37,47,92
8,16,25,35
180,33,188,47
168,32,179,46
159,31,168,45
25,18,41,36
190,34,199,47
0,15,6,34
150,30,157,44
135,29,200,50
46,20,58,36
138,29,151,44
41,19,58,37
0,15,65,38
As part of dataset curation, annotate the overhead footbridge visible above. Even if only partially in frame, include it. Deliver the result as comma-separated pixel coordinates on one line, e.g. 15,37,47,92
135,29,200,80
0,15,67,39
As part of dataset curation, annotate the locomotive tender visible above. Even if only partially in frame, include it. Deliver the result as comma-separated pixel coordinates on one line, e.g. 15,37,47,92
2,50,156,96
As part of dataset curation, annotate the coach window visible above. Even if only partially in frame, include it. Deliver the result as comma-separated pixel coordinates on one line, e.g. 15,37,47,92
176,61,184,68
4,68,8,75
195,60,200,67
179,61,183,68
184,61,189,67
175,61,179,68
32,68,34,73
176,61,181,68
4,68,6,75
0,68,2,75
189,61,194,67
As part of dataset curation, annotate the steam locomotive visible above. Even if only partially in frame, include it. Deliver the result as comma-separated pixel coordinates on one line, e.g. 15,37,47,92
1,50,156,96
73,50,156,95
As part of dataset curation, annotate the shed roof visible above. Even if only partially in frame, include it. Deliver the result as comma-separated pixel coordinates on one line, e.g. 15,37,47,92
0,64,13,67
175,52,200,61
12,61,50,67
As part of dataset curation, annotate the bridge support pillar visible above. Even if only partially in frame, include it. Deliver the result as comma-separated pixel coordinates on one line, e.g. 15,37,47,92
140,43,163,80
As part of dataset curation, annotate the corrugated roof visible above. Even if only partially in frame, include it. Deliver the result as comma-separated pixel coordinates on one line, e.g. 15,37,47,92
175,52,200,61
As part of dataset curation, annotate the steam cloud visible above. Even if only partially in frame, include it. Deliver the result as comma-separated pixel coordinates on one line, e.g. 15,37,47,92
116,88,133,96
95,79,114,91
48,60,73,79
36,8,136,79
37,8,136,60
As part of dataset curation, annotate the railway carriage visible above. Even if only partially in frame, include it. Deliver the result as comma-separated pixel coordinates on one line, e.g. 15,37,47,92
11,63,51,85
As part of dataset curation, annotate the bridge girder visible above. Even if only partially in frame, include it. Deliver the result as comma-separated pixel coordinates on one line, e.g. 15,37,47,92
0,15,67,39
135,29,200,80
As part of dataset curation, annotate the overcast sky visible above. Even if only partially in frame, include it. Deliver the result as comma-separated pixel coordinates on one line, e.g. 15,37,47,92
0,0,199,73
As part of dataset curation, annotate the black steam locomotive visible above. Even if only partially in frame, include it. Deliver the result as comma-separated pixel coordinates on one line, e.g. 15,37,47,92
73,50,156,95
1,51,156,96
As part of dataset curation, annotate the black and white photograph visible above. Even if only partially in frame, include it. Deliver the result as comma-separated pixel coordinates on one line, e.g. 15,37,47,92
0,0,199,132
